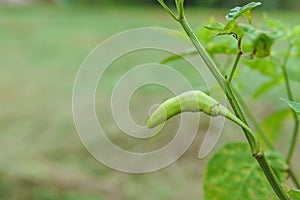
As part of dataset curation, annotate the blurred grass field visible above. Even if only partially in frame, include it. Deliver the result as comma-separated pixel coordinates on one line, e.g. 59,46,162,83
0,5,300,200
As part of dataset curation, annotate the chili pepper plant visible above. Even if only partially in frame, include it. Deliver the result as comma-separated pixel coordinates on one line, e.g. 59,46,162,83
147,1,300,199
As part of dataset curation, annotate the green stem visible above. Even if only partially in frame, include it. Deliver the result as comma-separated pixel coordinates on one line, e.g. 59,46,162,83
175,13,289,200
290,167,300,189
222,50,259,151
177,14,258,152
282,46,294,100
176,0,184,20
281,45,299,164
287,111,299,162
224,83,260,153
157,0,178,21
177,17,225,89
234,87,275,150
223,108,259,152
227,51,242,83
255,153,290,200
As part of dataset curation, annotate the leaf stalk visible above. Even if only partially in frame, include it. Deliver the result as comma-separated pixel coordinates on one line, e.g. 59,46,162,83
282,45,300,164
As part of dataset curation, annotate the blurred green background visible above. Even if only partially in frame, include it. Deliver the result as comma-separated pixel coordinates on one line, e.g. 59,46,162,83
1,0,300,199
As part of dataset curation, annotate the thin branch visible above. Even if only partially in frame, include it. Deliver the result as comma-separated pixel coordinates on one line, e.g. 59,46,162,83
227,51,242,83
157,0,178,21
177,17,225,89
281,45,299,164
233,87,275,150
255,153,290,200
290,167,300,189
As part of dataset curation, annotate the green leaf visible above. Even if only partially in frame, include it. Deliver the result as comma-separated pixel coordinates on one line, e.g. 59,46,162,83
243,57,279,77
204,19,282,58
226,2,262,21
200,20,242,55
289,190,300,200
239,23,282,58
198,18,221,43
204,22,226,32
204,20,241,38
206,35,238,55
204,142,287,200
281,98,300,114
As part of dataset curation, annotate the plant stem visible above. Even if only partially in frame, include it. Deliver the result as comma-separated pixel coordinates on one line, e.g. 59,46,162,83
178,17,248,127
255,153,290,200
222,50,260,151
281,45,299,164
224,82,260,153
157,0,178,21
176,0,184,20
176,13,289,200
282,45,294,101
234,87,275,150
287,112,299,162
177,15,258,152
290,167,300,189
227,51,242,83
177,17,225,89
